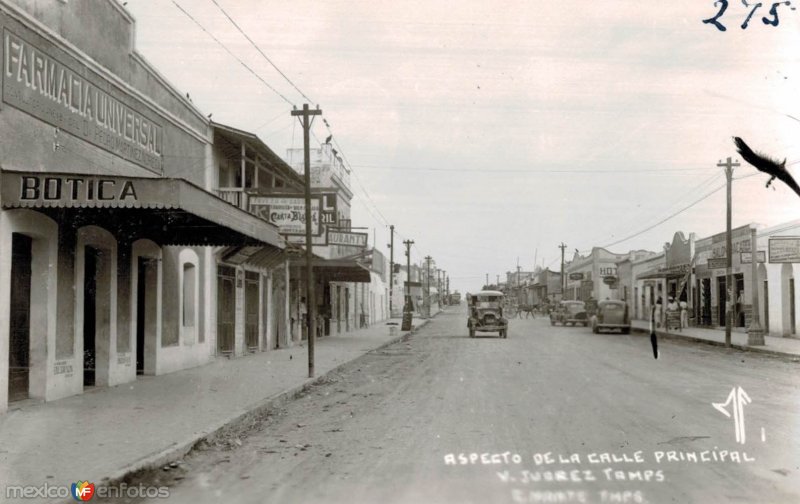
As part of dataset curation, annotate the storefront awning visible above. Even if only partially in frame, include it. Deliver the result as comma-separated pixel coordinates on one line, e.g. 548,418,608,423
636,264,690,281
304,258,372,283
1,171,284,247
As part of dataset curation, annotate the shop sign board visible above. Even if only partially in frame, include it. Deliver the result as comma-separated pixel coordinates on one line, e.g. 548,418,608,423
740,251,766,264
249,195,321,236
568,272,584,281
602,276,617,286
3,29,164,173
320,192,338,226
769,237,800,263
707,258,727,269
327,229,368,248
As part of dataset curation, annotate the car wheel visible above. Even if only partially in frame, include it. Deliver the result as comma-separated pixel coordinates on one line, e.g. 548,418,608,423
622,327,630,335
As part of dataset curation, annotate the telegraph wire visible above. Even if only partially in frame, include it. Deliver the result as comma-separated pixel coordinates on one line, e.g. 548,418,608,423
599,172,764,250
208,0,314,104
171,0,295,106
349,164,721,174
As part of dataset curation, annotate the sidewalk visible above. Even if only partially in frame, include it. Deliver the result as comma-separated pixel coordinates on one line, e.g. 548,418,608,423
630,319,800,358
0,313,434,499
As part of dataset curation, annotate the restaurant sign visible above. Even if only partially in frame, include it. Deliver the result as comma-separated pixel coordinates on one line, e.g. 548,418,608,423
327,229,368,248
249,195,321,236
769,237,800,263
3,30,164,173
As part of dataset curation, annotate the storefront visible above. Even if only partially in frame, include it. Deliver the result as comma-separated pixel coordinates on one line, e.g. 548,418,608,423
0,171,283,412
0,1,286,412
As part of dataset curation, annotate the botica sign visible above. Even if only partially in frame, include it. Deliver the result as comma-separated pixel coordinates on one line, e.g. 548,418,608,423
2,173,139,205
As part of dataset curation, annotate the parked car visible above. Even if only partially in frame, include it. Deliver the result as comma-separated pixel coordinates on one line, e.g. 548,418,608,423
550,300,588,327
591,300,631,334
467,290,508,338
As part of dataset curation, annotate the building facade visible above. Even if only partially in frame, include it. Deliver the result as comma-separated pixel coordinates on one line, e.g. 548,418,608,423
0,0,287,412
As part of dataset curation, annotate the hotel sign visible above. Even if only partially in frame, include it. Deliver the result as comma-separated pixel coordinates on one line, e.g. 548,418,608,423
769,237,800,263
249,195,321,236
3,30,164,173
327,230,368,248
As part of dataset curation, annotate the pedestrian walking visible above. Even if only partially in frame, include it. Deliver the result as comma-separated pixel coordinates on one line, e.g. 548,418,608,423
679,299,688,331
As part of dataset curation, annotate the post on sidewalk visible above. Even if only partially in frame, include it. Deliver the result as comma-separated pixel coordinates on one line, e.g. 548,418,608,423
292,104,322,378
720,156,739,347
747,225,765,345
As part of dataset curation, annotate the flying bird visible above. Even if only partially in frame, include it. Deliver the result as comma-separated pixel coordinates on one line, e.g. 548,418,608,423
734,137,800,197
324,134,332,144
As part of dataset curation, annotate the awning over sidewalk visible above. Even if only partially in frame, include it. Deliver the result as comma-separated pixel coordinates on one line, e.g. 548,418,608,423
637,264,690,281
1,170,284,247
290,257,371,283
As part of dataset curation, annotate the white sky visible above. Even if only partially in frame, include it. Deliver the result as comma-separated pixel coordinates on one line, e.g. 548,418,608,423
127,0,800,294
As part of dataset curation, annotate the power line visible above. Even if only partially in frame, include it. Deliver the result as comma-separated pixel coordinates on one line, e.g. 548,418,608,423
597,176,764,250
170,0,295,106
209,0,314,104
349,164,721,174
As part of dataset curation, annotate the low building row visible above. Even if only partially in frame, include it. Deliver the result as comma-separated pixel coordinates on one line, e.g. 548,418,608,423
0,0,392,413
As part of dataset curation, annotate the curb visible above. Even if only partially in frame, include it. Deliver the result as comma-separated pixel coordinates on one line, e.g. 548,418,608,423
629,326,799,359
95,318,432,493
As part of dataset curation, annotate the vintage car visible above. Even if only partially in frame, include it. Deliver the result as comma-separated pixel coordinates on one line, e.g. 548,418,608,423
549,300,588,327
467,290,508,338
591,300,631,334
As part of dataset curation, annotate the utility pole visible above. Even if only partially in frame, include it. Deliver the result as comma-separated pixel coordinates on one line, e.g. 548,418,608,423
720,156,740,347
425,256,432,318
388,225,395,317
446,275,450,302
292,104,322,378
747,225,765,345
559,243,567,300
403,240,414,311
436,268,442,309
485,273,489,289
517,260,522,304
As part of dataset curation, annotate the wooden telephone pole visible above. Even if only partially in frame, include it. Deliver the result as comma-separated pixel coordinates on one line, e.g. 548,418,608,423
292,104,322,378
403,239,414,311
388,225,395,316
425,256,432,318
719,156,740,347
559,243,567,298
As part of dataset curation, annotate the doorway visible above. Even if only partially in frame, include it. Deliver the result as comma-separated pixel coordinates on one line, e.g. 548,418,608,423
8,233,32,402
718,276,727,328
764,279,770,332
136,257,157,375
245,271,259,351
217,265,236,354
83,246,98,387
735,274,745,328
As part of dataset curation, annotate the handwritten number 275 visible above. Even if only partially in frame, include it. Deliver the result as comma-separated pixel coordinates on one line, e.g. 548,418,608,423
703,0,793,31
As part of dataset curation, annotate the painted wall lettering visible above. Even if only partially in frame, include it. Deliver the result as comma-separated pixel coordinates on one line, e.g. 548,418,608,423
3,29,164,173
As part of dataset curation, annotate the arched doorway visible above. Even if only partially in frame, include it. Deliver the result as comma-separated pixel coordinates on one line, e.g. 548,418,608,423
76,226,117,388
132,240,162,376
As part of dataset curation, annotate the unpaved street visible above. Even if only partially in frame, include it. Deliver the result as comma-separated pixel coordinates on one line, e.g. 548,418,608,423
109,307,800,504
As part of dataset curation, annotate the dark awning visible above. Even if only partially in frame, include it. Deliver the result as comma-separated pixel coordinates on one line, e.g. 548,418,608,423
1,170,284,247
291,257,371,283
